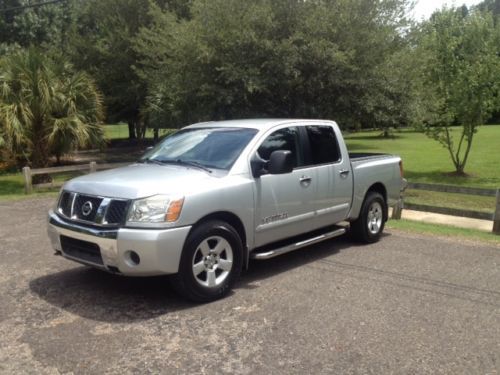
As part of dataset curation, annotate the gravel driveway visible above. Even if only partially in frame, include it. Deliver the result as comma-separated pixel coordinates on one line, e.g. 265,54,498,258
1,198,499,374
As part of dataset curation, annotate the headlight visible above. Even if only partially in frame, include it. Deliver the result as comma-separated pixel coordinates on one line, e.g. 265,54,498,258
126,195,184,224
53,187,65,212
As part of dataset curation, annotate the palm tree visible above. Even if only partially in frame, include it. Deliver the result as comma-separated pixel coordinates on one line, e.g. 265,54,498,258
0,48,104,168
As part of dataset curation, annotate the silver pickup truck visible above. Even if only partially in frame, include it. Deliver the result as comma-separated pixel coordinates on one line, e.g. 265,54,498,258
48,119,406,301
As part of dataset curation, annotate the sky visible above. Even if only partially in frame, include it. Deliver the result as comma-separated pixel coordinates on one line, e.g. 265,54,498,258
411,0,485,19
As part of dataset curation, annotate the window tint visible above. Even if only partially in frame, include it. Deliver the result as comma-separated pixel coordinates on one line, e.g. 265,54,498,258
306,125,341,165
257,127,301,168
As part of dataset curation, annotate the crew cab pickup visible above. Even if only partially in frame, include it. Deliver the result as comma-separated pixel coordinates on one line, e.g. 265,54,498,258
48,119,406,301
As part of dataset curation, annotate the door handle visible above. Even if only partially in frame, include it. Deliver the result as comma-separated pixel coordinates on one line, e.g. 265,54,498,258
339,169,350,177
299,176,312,183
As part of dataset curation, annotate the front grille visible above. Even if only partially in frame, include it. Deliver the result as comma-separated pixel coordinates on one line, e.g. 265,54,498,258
105,200,129,224
60,235,103,265
58,191,129,226
73,195,103,222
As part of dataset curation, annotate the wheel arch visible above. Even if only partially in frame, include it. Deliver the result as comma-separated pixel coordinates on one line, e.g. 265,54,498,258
189,211,248,267
365,183,388,221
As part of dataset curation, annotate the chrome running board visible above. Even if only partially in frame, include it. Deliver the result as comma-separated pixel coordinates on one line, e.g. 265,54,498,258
251,227,347,260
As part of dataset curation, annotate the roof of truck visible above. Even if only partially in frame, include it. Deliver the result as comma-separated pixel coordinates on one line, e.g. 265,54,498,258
185,118,335,131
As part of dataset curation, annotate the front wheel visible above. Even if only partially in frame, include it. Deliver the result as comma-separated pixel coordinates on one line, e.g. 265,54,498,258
351,192,386,243
170,220,243,302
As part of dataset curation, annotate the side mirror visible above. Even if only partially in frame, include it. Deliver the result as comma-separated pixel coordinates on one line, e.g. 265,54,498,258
250,153,267,178
268,150,293,175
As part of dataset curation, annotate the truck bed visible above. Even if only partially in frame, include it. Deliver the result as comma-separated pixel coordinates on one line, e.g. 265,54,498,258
348,152,393,162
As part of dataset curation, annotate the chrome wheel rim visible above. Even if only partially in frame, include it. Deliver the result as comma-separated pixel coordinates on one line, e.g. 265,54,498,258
367,201,383,235
192,236,233,288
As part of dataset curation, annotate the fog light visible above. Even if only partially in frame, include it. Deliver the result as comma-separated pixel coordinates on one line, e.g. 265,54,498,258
125,250,141,266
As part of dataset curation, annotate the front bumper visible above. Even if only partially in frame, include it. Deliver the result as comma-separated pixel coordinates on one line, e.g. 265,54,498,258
47,210,192,276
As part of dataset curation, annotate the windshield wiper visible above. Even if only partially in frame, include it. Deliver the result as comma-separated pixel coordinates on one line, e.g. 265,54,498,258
140,158,212,173
174,159,213,173
139,158,167,166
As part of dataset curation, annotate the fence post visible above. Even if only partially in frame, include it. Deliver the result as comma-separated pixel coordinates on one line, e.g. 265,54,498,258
391,195,404,220
22,166,33,194
493,189,500,235
89,161,97,173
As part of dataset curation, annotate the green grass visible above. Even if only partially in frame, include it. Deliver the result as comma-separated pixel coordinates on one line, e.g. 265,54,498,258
104,123,176,140
387,219,500,246
404,189,496,214
345,125,500,214
344,125,500,188
0,171,82,201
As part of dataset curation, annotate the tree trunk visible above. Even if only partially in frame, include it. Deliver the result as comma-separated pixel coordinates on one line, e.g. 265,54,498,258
154,127,159,142
31,124,50,168
128,121,137,140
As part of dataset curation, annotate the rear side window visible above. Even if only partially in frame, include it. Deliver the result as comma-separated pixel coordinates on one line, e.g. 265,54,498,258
306,125,341,165
257,127,302,168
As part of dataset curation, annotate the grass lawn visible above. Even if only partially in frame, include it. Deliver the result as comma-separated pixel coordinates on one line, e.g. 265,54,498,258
344,125,500,189
387,219,500,246
344,125,500,215
0,171,83,201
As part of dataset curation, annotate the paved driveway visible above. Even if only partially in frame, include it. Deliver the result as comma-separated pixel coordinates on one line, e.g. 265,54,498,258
1,198,499,374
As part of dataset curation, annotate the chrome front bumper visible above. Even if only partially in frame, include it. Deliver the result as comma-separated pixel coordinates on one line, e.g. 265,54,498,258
47,210,192,276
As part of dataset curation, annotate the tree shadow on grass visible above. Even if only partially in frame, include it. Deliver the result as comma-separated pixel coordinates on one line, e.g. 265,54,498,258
344,134,404,141
404,170,478,186
344,143,381,151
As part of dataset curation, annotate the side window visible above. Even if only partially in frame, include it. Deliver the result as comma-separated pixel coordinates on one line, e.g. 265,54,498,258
306,125,341,165
257,127,301,168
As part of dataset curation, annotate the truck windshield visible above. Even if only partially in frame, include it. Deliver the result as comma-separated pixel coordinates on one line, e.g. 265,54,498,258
140,127,258,171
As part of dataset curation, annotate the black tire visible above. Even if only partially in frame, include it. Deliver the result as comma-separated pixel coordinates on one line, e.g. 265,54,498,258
170,220,243,302
350,192,387,243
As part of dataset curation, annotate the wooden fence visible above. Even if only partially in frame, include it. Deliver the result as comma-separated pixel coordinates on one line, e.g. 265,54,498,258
392,182,500,234
22,161,130,194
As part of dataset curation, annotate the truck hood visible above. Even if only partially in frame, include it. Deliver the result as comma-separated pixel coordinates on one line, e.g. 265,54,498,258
63,163,222,199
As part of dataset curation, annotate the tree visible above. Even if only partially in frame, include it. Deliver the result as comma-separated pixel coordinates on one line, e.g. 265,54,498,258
0,48,104,168
0,0,75,53
67,0,193,140
67,0,151,140
418,8,500,175
475,0,500,18
135,0,414,132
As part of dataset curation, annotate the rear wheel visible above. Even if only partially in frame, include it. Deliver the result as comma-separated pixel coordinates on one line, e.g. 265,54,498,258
351,192,386,243
171,220,243,302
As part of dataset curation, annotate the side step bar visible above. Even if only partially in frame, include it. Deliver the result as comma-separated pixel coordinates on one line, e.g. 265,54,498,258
251,227,347,260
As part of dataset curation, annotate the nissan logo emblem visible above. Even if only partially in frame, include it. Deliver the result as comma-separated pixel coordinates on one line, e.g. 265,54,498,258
81,201,93,216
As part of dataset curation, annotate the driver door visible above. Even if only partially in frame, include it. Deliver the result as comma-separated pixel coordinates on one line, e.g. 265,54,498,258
253,126,317,247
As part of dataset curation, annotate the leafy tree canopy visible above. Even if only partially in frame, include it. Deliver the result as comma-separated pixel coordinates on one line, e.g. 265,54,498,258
417,7,500,174
135,0,415,132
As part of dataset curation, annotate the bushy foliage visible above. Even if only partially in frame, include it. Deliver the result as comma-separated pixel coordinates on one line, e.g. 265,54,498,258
135,0,415,132
0,48,104,167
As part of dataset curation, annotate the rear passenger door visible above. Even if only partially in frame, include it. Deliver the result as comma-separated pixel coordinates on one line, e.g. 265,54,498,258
304,124,353,228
